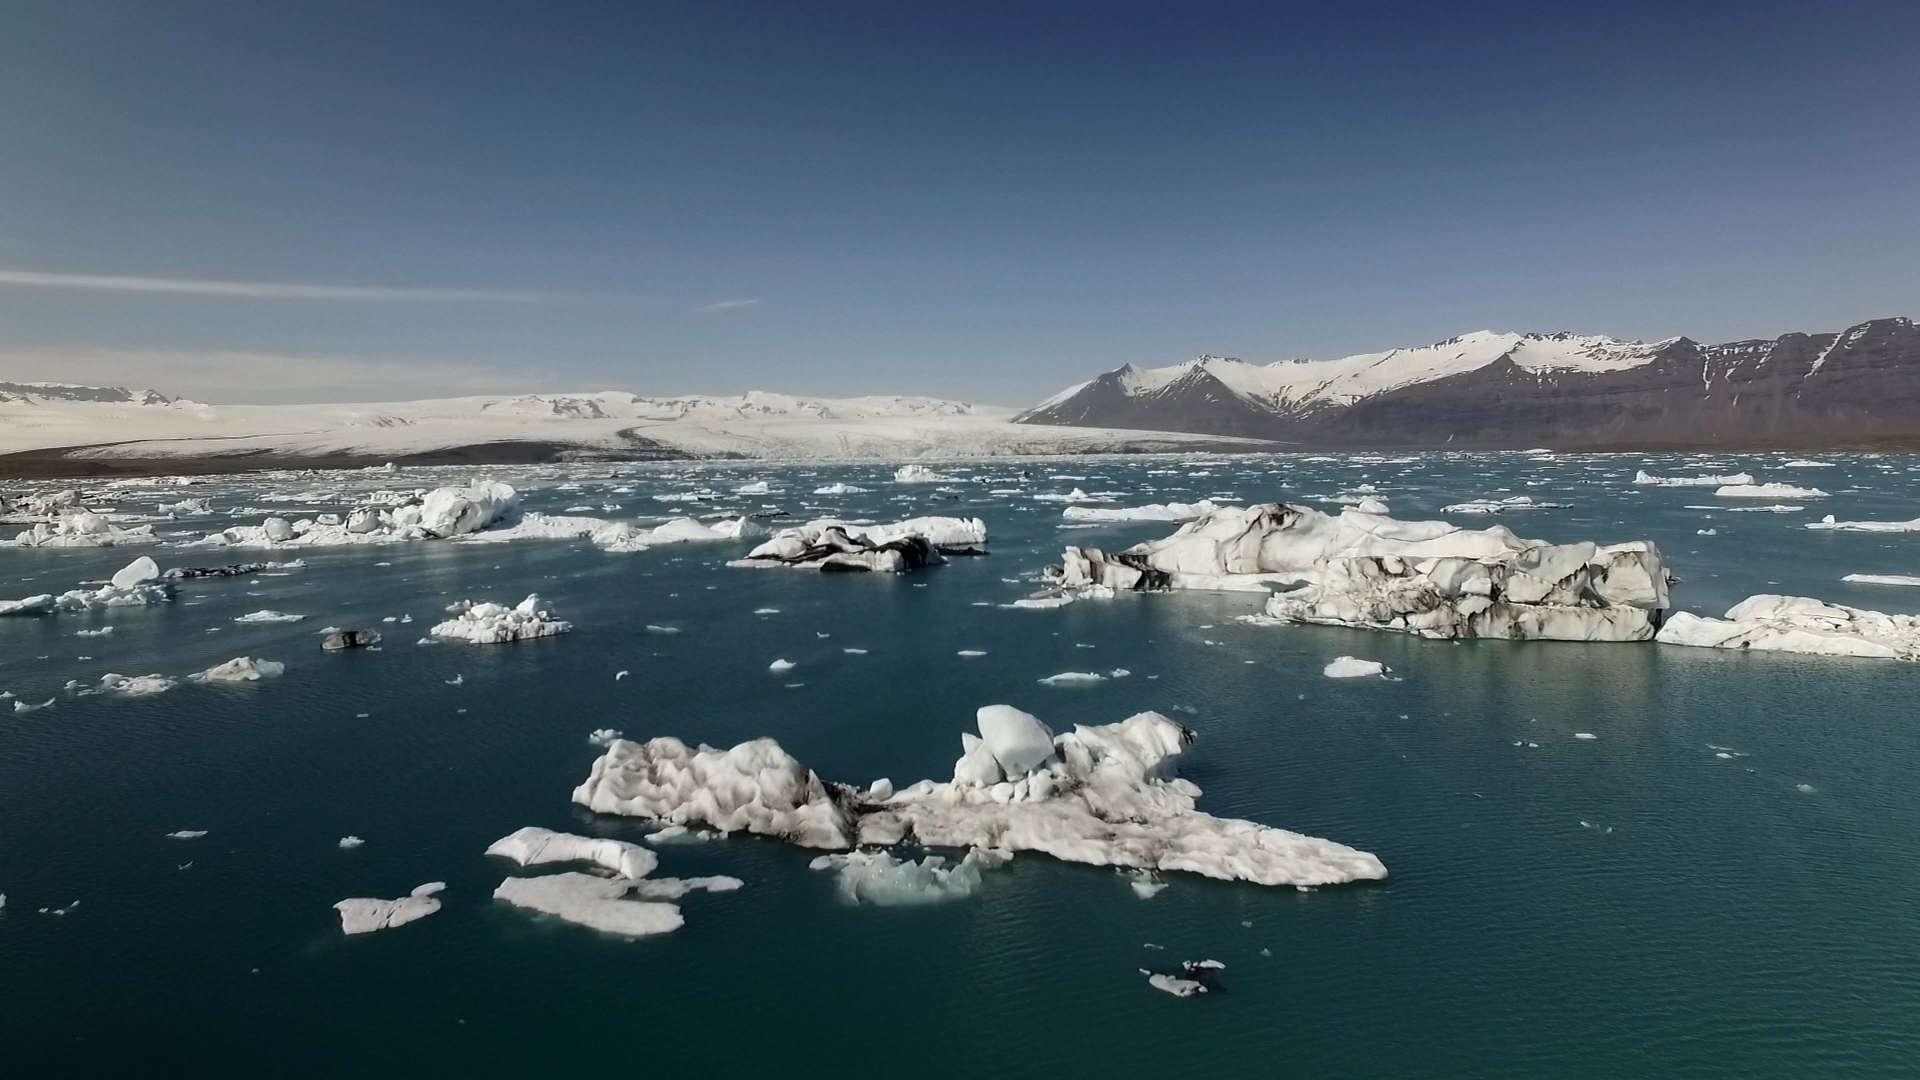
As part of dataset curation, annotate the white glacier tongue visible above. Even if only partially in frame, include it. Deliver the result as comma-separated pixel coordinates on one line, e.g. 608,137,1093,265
1049,503,1669,641
429,594,572,644
334,882,446,935
1657,595,1920,660
572,706,1386,888
729,516,987,573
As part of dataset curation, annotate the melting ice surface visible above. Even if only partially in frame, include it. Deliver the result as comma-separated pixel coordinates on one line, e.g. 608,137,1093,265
5,451,1920,1075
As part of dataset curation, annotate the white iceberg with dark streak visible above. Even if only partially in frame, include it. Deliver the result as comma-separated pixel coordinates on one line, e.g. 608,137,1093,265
429,594,571,644
729,516,986,573
572,705,1385,888
1657,595,1920,660
1050,503,1668,641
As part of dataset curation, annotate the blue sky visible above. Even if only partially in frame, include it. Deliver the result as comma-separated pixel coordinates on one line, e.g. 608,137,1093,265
2,0,1916,404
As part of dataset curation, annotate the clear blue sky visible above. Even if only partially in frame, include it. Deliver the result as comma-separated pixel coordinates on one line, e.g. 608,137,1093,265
2,0,1916,404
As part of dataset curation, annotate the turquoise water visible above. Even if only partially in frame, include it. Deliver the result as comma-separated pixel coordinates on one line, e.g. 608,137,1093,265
3,453,1918,1076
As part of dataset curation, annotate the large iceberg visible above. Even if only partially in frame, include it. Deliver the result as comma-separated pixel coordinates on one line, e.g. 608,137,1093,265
573,706,1385,888
2,557,173,616
194,481,520,548
429,594,572,644
1049,503,1669,641
1657,595,1920,660
1633,471,1753,487
1062,500,1220,524
729,516,987,573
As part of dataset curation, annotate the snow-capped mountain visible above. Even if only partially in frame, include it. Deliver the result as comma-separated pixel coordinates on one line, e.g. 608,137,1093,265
0,381,177,406
1016,317,1920,449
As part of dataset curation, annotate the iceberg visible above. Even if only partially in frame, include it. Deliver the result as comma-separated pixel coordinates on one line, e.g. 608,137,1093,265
1716,483,1828,499
485,826,658,879
1634,471,1754,487
1657,595,1920,660
1842,574,1920,587
191,657,286,683
233,610,303,624
729,516,985,573
1440,496,1567,514
1051,503,1669,641
429,594,571,644
86,673,179,697
573,706,1386,888
894,464,960,483
334,882,445,935
812,483,870,495
1806,515,1920,533
490,873,685,938
1322,657,1386,678
808,848,1007,905
1061,500,1220,524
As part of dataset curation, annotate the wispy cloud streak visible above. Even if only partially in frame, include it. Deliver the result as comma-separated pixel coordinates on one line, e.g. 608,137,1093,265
691,297,761,314
0,268,549,303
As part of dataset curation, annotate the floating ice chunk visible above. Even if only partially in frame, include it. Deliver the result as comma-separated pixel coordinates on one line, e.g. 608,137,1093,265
575,709,1386,887
734,481,771,495
893,464,959,483
335,882,445,934
491,872,684,937
233,610,303,624
1441,496,1567,514
321,629,382,651
769,658,796,674
0,594,56,617
109,556,161,591
574,735,855,848
1795,783,1818,794
1142,961,1224,997
1843,574,1920,587
1807,515,1920,533
1716,483,1827,499
166,830,208,840
1634,471,1753,487
338,836,365,849
1038,671,1105,685
90,673,179,697
430,594,571,645
1657,594,1920,660
1573,732,1597,740
73,626,114,637
645,624,681,634
191,656,286,683
1003,595,1073,610
812,483,870,495
731,516,986,573
418,481,518,537
808,847,1007,905
485,826,658,879
13,698,55,713
1354,497,1391,515
1061,500,1220,524
957,649,988,657
1322,657,1387,679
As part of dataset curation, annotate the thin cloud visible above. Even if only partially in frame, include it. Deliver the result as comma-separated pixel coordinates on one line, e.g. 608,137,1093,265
0,345,546,404
0,268,549,304
691,297,761,314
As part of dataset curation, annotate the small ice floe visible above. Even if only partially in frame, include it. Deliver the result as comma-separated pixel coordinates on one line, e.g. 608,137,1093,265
1440,496,1567,514
753,608,780,615
334,882,445,935
166,830,208,840
1126,869,1168,899
233,610,304,624
1141,960,1225,998
893,464,959,483
1578,820,1614,834
812,483,870,495
84,673,179,697
614,670,630,680
588,728,623,746
338,836,365,849
1807,515,1920,533
39,900,81,917
429,595,571,645
1634,471,1753,487
1715,483,1827,499
73,627,114,638
1038,671,1105,685
191,657,285,683
808,847,1007,905
486,826,657,879
1795,783,1818,794
444,674,464,686
1841,574,1920,587
769,658,796,674
644,624,681,634
1573,732,1598,740
487,827,738,937
320,629,382,651
957,649,987,657
843,648,868,655
14,698,55,713
1323,656,1387,679
734,481,772,495
1003,595,1073,610
1697,528,1717,536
